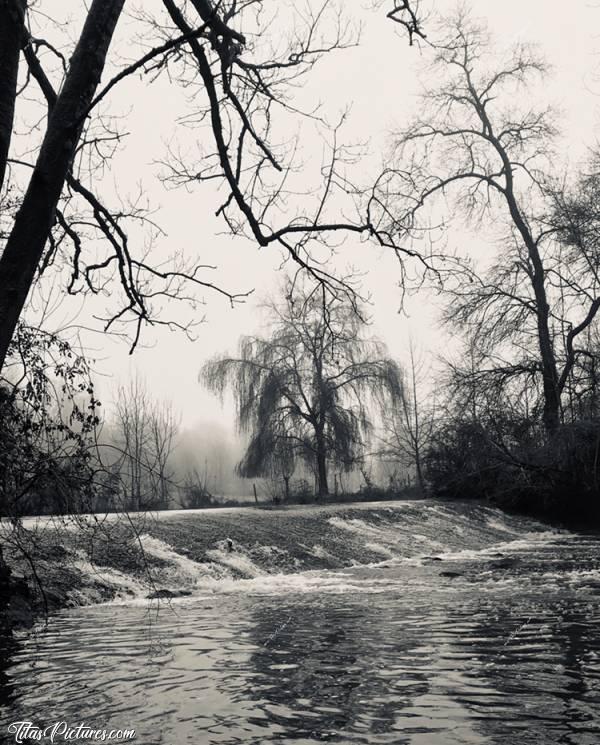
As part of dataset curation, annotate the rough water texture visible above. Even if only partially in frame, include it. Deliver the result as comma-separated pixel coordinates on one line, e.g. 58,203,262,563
2,500,600,744
2,501,564,605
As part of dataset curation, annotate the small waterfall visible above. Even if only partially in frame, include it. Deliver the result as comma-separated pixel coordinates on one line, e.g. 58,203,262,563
5,500,563,609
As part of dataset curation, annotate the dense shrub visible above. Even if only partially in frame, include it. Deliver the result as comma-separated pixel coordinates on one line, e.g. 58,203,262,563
425,415,600,524
0,325,101,517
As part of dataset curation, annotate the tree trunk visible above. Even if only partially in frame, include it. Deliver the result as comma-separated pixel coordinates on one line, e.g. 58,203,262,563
485,117,562,435
283,476,290,502
0,0,24,194
0,0,125,372
414,447,426,494
315,440,329,497
541,359,561,432
408,340,426,492
528,258,561,433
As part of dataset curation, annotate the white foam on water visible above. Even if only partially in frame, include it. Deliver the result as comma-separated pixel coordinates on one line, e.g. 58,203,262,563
353,553,428,571
434,531,565,561
196,569,400,596
204,547,266,578
411,533,447,550
541,567,600,585
72,553,147,600
475,565,600,594
485,517,519,534
102,566,401,604
364,542,395,557
328,516,405,551
426,504,533,535
329,515,468,558
329,516,381,534
307,544,335,560
140,534,231,585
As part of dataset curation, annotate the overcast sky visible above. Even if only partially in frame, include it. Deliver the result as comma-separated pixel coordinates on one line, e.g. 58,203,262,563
29,0,600,434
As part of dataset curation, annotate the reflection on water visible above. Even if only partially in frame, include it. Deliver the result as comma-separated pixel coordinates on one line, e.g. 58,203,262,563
2,532,600,744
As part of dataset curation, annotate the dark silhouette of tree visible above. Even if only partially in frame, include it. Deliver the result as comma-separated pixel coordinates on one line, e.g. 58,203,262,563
202,280,403,497
0,0,125,371
548,151,600,420
437,146,600,440
0,0,425,373
0,0,25,194
376,10,600,434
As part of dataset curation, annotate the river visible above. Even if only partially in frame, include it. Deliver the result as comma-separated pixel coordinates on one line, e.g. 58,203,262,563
1,501,600,744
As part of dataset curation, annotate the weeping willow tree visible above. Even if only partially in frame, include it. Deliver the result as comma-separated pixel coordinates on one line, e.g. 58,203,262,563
202,281,404,498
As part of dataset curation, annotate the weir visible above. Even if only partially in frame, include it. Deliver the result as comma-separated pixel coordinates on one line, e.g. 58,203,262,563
5,500,571,609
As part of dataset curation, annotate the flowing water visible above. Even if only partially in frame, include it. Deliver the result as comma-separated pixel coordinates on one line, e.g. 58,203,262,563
2,500,600,745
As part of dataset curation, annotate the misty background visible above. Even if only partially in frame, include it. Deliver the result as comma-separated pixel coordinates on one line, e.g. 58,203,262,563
17,0,600,496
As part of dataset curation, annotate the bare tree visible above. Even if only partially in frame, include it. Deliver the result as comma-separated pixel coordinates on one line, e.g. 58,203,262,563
376,10,600,434
380,339,434,492
111,377,179,510
548,151,600,416
202,278,404,498
0,0,426,373
113,378,147,511
147,400,179,509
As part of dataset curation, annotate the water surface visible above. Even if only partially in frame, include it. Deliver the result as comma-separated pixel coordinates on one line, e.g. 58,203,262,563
2,503,600,744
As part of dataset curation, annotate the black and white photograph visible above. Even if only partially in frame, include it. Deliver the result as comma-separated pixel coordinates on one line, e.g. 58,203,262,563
1,1,600,743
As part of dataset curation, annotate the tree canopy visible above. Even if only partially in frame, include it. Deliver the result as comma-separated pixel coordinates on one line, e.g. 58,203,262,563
202,280,403,497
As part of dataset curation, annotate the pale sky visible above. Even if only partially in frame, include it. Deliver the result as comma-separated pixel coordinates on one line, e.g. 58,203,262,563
25,0,600,435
